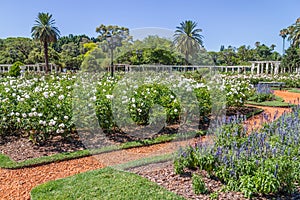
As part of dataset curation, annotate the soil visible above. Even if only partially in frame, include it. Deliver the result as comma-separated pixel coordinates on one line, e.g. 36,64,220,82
0,90,299,200
128,161,300,200
0,106,262,162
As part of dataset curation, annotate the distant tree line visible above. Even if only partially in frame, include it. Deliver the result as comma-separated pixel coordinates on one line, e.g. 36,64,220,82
1,13,300,73
280,18,300,72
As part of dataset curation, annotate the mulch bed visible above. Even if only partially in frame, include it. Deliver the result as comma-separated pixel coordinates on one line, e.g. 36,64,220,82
128,161,300,200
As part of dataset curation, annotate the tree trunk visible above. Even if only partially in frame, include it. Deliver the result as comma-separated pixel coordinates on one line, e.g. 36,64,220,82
44,41,49,73
185,51,189,65
283,37,285,55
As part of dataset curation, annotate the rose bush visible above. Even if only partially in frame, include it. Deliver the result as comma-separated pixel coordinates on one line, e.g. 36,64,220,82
0,71,254,143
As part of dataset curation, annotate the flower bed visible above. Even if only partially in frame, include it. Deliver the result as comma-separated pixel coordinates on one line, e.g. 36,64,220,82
0,71,254,144
174,105,300,198
222,73,300,88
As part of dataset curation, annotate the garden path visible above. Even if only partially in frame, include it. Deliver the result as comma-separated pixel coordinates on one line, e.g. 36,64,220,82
0,90,299,200
244,90,292,131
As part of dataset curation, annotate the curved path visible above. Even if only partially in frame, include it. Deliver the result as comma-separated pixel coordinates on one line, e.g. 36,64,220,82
244,90,292,131
0,90,299,200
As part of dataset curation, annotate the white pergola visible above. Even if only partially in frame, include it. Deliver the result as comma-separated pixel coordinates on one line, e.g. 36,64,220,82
0,63,60,73
249,61,282,75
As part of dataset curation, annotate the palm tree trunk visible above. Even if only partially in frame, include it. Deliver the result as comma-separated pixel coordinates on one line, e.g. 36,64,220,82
44,41,49,73
282,37,285,55
185,51,189,65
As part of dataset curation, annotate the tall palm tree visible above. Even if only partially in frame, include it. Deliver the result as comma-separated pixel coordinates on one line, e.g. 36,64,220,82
31,12,60,73
288,18,300,48
173,20,203,64
279,28,288,55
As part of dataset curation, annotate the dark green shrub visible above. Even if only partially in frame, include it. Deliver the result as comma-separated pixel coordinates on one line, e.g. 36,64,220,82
9,61,24,77
192,173,208,194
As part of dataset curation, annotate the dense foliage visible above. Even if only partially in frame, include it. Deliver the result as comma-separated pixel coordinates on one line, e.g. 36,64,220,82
248,84,275,103
0,71,254,143
8,61,24,77
281,46,300,73
116,48,186,65
174,106,300,198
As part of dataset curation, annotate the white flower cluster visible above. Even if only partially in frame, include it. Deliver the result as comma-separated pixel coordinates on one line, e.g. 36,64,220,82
0,75,75,137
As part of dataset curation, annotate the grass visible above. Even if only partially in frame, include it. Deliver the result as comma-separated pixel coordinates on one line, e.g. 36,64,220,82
246,96,291,107
244,107,264,119
288,88,300,93
30,167,184,200
0,131,195,169
114,153,174,170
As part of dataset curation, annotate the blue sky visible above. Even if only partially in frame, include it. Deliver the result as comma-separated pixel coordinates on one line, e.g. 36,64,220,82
0,0,299,53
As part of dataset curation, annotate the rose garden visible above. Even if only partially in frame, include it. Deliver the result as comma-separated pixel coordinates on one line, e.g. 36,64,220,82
1,12,300,200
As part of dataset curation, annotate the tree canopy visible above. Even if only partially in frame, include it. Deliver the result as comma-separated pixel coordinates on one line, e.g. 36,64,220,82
31,12,60,73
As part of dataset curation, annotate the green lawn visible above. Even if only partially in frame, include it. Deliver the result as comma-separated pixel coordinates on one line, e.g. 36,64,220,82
30,167,184,200
288,88,300,93
246,96,291,107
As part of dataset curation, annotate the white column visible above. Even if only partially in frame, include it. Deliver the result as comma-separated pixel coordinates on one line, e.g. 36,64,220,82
257,63,260,74
270,63,274,74
251,63,255,74
274,63,279,74
265,62,269,74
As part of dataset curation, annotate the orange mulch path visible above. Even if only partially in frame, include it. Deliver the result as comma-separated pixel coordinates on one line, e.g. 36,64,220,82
0,157,104,200
243,105,290,132
244,90,296,131
0,139,199,200
1,90,300,200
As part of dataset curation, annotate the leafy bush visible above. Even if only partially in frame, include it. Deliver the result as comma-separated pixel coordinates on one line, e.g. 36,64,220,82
0,71,253,143
222,73,300,89
8,61,23,77
209,191,219,199
192,173,208,194
248,84,275,102
174,107,300,198
0,74,75,142
225,79,254,107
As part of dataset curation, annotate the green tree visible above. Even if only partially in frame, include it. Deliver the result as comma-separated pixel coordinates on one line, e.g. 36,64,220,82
281,47,300,73
279,28,288,54
81,47,107,72
254,44,280,61
0,37,35,64
26,46,60,65
140,35,173,50
31,12,60,73
173,20,204,64
60,42,83,70
218,46,239,65
96,24,130,76
289,18,300,48
236,45,255,64
52,34,91,53
116,48,186,65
